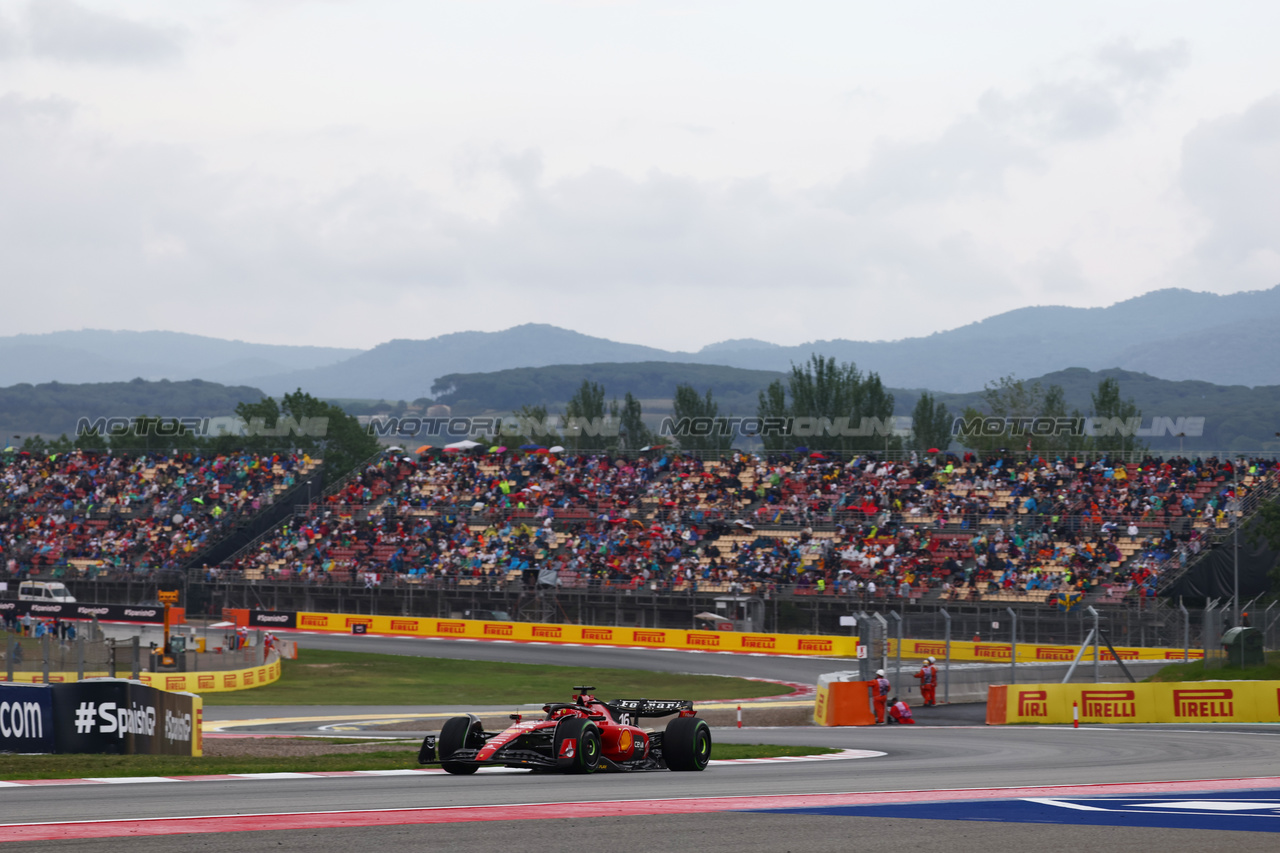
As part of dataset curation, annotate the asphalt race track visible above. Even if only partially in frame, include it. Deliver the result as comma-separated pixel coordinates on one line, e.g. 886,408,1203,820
5,633,1280,851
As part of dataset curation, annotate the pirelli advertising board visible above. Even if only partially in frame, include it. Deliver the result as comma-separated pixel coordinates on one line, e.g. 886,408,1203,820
252,610,858,657
893,638,1203,664
987,681,1280,725
134,656,282,694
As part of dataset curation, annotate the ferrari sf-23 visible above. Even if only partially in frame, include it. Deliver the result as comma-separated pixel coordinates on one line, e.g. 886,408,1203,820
418,686,712,774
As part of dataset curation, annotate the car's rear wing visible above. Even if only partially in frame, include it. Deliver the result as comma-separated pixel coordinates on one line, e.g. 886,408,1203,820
606,699,694,718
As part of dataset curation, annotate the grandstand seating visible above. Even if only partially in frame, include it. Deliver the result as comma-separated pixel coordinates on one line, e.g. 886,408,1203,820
206,449,1277,606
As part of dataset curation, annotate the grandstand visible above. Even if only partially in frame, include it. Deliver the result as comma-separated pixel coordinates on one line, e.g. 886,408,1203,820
1,449,318,576
3,445,1276,628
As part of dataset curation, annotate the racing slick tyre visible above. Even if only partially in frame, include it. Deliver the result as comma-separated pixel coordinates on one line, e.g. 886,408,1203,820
663,716,711,771
438,715,481,775
553,717,601,774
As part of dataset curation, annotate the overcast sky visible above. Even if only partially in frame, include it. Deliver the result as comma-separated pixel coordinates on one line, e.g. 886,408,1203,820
1,0,1277,352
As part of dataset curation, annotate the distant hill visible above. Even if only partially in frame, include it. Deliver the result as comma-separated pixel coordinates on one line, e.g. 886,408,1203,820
0,330,358,387
895,368,1280,452
686,286,1280,390
431,364,1280,452
0,378,266,437
431,362,786,416
2,367,1275,451
5,286,1280,396
252,285,1280,396
251,325,686,400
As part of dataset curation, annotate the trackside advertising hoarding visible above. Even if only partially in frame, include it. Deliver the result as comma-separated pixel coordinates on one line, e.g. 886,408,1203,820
230,609,858,657
0,652,281,693
0,683,56,753
51,679,202,755
893,638,1202,663
987,682,1280,725
0,680,201,755
229,609,1197,661
0,601,183,625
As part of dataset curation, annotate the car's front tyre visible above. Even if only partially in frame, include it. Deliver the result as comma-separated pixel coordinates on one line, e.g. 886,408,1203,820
438,715,481,775
553,717,601,774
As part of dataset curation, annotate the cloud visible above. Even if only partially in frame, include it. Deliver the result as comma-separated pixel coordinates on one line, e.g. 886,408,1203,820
1180,94,1280,284
827,116,1041,211
827,38,1190,216
0,13,18,60
0,33,1212,350
0,92,77,124
978,39,1189,143
1096,38,1191,92
4,0,184,65
0,95,1016,348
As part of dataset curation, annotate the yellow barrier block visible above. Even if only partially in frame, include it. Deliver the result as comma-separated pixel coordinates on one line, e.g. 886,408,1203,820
134,656,282,694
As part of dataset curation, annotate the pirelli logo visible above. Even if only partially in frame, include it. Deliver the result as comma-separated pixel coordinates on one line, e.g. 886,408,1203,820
244,671,255,686
1035,647,1075,661
300,614,328,628
1081,689,1136,719
532,626,563,639
1173,688,1234,718
797,638,833,653
223,674,237,688
166,676,186,691
1101,649,1140,661
345,618,372,629
913,642,947,656
258,668,267,682
484,624,514,637
197,675,215,690
1165,650,1205,660
582,628,613,641
1018,689,1048,717
742,636,777,650
686,632,721,648
437,621,466,635
390,619,418,632
975,645,1011,659
634,630,666,643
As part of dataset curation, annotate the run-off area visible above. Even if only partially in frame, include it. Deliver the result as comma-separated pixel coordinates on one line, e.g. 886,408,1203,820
755,788,1280,833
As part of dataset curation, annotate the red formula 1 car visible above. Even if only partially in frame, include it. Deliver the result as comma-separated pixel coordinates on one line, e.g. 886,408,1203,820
419,686,712,775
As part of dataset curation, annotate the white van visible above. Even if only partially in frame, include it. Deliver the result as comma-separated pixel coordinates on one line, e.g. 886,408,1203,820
18,581,76,603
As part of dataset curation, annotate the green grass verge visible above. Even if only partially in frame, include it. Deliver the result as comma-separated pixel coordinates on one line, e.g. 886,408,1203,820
1146,651,1280,683
201,649,789,706
0,743,839,780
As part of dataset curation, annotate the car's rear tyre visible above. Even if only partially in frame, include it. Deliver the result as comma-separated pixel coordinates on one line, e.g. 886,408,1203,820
438,715,480,775
553,717,601,774
664,716,711,771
